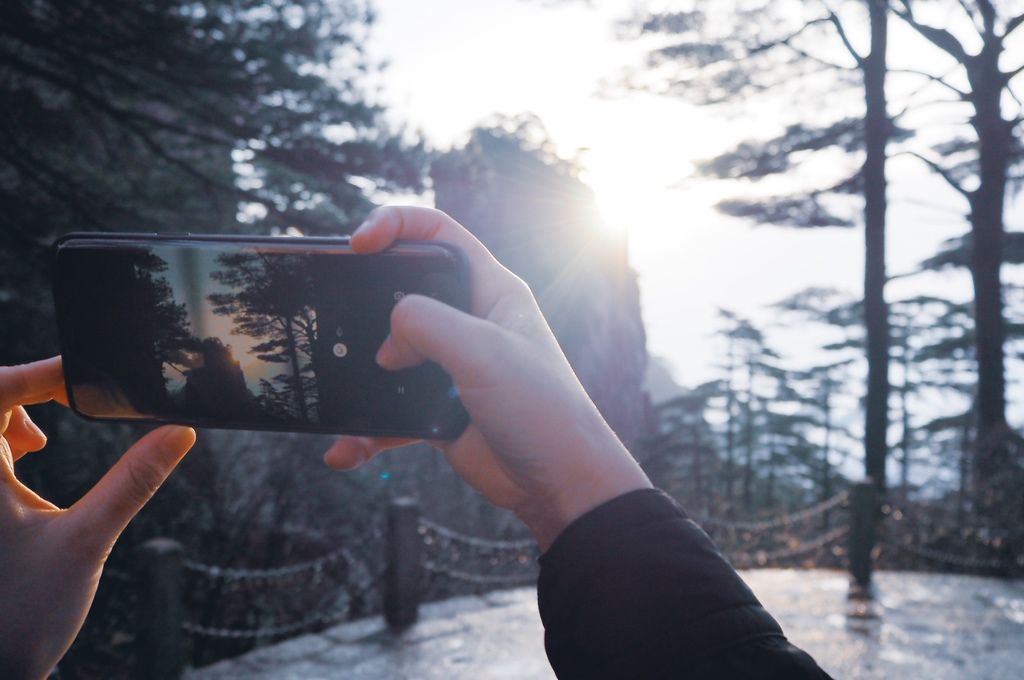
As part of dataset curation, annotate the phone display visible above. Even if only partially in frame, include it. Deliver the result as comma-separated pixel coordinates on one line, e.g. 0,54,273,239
52,234,470,438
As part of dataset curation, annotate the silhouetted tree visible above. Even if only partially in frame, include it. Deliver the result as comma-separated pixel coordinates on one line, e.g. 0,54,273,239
0,0,424,365
890,0,1024,495
61,248,197,414
625,0,898,490
209,252,319,421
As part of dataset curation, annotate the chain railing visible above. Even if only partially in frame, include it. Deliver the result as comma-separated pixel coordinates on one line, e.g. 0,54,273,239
696,490,852,570
181,603,352,640
129,481,1023,680
696,491,849,533
728,526,850,569
877,501,1023,575
182,545,356,583
417,516,539,592
418,517,537,551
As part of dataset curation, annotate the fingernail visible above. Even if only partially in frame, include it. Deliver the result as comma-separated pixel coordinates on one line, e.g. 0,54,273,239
352,221,371,238
163,426,197,453
375,338,392,367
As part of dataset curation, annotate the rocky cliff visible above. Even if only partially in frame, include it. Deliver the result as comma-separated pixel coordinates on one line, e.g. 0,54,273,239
431,117,655,452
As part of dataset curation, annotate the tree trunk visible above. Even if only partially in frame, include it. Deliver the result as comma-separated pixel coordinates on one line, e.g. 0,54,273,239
283,316,309,421
899,347,911,497
862,0,890,491
965,48,1011,491
958,402,973,529
724,341,736,511
691,424,703,508
821,380,833,531
742,362,755,512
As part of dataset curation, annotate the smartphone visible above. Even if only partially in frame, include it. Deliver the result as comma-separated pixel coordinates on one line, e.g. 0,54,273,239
51,233,470,438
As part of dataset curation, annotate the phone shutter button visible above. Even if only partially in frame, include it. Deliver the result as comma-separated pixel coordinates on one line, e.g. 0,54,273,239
332,343,348,358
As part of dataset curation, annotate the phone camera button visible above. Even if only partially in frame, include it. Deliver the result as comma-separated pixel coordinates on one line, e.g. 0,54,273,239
332,342,348,358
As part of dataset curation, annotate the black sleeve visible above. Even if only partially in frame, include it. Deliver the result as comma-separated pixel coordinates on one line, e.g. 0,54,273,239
537,489,833,680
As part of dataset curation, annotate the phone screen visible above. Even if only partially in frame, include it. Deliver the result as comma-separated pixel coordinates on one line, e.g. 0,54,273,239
53,235,469,438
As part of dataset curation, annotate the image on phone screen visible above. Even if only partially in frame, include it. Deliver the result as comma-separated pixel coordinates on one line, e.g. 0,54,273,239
53,236,469,438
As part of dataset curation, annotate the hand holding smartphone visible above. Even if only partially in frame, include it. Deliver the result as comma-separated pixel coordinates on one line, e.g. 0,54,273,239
52,233,470,438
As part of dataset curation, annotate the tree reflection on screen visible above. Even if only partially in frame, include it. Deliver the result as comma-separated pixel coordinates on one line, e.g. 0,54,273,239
208,252,319,422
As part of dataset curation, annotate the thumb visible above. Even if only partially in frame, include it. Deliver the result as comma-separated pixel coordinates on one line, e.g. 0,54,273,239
377,294,506,388
68,426,196,552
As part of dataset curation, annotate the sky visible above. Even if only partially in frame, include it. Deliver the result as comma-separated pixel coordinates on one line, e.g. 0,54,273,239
364,0,1021,400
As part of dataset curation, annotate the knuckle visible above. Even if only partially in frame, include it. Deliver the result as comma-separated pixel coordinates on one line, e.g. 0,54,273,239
508,274,537,304
0,366,26,406
390,295,424,333
469,323,513,370
123,457,166,507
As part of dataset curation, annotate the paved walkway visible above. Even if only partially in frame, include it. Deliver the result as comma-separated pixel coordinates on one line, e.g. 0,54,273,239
187,570,1024,679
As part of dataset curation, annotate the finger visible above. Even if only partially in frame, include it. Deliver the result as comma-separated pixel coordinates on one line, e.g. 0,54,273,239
351,206,518,312
5,406,47,461
0,435,60,512
0,357,64,411
68,426,196,548
376,295,508,389
441,428,525,509
323,436,417,471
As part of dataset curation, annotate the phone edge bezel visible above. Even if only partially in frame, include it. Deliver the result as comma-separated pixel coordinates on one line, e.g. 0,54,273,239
50,232,471,440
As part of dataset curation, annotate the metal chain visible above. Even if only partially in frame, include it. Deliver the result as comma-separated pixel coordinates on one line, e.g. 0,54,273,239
884,539,1017,571
182,603,350,640
418,517,537,551
697,491,850,533
422,560,538,586
728,526,849,568
183,546,357,582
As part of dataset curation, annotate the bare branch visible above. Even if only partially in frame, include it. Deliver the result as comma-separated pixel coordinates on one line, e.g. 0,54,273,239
893,1,971,64
974,0,997,38
1006,13,1024,36
956,0,984,33
749,16,829,51
892,97,971,122
748,16,853,66
889,68,968,98
897,150,971,198
779,42,858,72
824,9,865,65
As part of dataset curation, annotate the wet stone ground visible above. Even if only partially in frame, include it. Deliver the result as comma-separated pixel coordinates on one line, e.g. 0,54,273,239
186,570,1024,680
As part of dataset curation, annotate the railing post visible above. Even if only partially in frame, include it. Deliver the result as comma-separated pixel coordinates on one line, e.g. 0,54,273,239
385,497,422,630
135,538,184,680
848,480,878,599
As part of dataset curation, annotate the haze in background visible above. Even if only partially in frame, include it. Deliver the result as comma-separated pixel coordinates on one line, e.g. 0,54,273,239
366,0,1020,394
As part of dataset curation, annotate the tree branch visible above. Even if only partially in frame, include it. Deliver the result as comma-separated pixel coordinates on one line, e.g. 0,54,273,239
893,1,971,64
957,0,984,33
889,67,969,98
780,42,859,72
1006,12,1024,36
749,16,836,55
897,150,972,198
974,0,997,38
824,8,865,66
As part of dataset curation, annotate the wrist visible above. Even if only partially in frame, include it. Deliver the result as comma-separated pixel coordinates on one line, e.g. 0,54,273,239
515,434,651,551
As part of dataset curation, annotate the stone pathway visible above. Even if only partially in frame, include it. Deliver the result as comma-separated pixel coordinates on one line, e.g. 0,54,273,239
187,570,1024,679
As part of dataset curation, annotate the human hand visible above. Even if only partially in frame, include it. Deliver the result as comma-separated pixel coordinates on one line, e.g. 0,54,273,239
0,358,196,680
323,207,651,549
